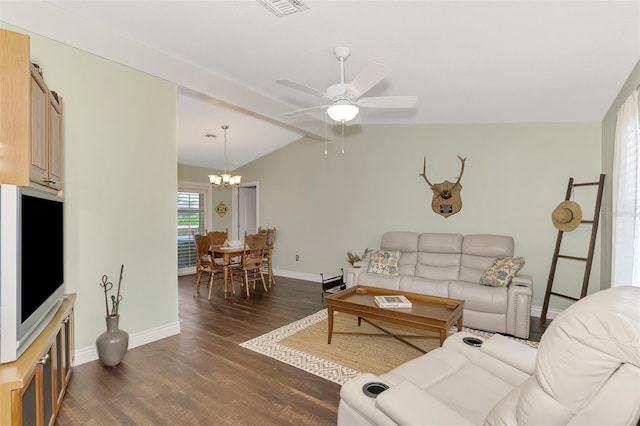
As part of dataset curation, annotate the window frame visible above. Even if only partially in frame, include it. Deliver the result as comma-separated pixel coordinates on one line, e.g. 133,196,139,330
177,181,212,276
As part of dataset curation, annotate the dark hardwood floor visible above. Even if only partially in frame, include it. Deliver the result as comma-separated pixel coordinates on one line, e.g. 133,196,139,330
56,275,545,425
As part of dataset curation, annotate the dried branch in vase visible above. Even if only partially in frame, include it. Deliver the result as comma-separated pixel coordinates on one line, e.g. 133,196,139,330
346,249,371,266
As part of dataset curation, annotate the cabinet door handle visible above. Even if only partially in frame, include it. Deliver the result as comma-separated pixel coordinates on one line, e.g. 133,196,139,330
39,354,50,365
62,316,69,324
47,178,57,184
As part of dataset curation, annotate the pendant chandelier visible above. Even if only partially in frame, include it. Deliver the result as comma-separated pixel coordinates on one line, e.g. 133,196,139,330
208,125,241,187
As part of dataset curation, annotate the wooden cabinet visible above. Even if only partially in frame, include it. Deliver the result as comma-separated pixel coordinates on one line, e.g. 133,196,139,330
47,91,63,191
0,29,63,194
0,294,75,426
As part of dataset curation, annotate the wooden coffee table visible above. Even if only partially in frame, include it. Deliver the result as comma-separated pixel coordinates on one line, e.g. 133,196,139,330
325,285,464,349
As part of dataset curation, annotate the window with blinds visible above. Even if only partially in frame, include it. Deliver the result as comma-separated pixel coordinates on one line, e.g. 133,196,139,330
177,191,205,271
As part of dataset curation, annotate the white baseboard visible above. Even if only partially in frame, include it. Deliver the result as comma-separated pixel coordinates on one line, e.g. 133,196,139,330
74,321,181,366
530,305,562,320
272,268,321,283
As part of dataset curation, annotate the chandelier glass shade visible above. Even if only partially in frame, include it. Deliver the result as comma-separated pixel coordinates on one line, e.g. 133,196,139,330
208,125,241,188
327,102,359,122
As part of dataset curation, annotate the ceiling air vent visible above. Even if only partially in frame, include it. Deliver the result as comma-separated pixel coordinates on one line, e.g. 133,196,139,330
256,0,309,17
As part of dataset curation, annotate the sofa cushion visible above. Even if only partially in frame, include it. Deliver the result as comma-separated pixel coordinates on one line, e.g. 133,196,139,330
380,340,517,425
357,272,404,291
462,234,514,257
368,250,401,275
480,256,526,287
460,235,514,283
400,276,450,298
418,233,463,253
381,231,420,252
414,233,462,282
416,254,460,280
381,232,419,276
449,281,508,313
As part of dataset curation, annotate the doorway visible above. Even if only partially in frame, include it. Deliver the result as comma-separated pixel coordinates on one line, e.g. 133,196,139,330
232,183,258,239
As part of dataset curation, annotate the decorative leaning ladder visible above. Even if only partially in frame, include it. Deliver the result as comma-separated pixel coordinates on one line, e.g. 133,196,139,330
539,174,605,325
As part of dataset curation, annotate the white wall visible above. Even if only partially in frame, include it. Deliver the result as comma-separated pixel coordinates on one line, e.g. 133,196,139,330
10,27,180,361
234,122,602,311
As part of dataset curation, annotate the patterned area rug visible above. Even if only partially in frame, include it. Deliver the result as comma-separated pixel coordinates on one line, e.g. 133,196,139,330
240,309,537,385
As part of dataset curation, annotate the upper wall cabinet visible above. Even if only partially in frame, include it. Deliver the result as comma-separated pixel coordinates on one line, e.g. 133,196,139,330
0,29,63,194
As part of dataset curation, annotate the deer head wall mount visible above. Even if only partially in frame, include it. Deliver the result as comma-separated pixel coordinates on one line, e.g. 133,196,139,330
419,155,467,218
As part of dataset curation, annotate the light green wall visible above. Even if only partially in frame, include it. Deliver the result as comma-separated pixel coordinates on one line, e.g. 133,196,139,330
234,123,602,310
600,59,640,289
177,164,233,233
14,28,179,352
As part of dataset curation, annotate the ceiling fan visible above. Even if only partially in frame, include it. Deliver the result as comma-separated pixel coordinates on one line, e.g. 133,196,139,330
276,46,417,123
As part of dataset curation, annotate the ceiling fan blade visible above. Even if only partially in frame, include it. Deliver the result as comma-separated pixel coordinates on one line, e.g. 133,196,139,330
283,104,328,116
345,62,392,99
357,95,418,108
276,79,327,98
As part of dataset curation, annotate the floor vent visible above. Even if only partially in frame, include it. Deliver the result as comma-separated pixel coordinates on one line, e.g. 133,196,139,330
256,0,309,17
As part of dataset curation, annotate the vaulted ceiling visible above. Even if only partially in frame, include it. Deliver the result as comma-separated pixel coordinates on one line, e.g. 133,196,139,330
2,1,638,170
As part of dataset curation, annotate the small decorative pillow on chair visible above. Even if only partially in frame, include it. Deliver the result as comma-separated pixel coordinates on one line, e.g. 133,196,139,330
368,250,401,276
480,256,525,287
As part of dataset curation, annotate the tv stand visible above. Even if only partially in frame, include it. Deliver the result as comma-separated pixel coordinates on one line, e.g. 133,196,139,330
0,293,75,425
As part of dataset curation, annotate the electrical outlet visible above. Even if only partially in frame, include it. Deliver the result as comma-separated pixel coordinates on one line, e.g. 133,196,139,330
296,254,299,261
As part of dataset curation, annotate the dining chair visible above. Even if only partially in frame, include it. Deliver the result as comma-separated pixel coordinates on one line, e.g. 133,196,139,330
258,227,277,288
193,233,223,300
206,228,228,246
231,232,268,297
207,228,229,267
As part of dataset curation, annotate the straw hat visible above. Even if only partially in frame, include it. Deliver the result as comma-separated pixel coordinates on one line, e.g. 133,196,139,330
551,201,582,232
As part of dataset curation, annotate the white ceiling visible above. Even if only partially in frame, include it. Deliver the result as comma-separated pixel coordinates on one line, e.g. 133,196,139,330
2,1,639,171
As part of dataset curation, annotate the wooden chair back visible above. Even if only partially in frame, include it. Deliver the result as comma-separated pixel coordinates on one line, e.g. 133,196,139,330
243,232,267,267
257,227,277,287
258,227,276,249
193,234,213,266
207,228,228,246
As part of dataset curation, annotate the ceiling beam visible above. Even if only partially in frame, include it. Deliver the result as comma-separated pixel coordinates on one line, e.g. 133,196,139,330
0,0,327,141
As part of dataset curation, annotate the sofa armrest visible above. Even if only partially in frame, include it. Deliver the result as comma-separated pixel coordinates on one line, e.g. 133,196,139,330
345,266,367,288
506,274,533,339
338,373,397,425
510,274,532,288
376,381,474,425
481,334,537,375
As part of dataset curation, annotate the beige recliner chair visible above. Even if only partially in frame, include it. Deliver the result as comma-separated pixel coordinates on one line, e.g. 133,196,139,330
337,286,640,425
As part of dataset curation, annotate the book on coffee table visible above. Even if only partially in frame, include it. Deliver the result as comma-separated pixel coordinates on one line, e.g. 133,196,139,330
374,295,412,308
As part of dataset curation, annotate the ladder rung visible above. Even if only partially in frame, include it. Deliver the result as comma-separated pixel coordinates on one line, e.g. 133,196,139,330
550,292,580,302
573,181,601,187
557,254,588,261
581,220,594,224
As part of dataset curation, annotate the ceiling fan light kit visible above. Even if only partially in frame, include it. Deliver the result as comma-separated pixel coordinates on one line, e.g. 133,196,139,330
277,45,417,123
327,102,359,122
208,125,242,188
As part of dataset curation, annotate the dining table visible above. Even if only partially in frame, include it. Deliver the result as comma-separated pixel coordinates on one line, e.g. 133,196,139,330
209,244,245,299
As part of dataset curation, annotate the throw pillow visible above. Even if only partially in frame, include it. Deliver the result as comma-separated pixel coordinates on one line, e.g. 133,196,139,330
479,256,525,287
368,250,401,276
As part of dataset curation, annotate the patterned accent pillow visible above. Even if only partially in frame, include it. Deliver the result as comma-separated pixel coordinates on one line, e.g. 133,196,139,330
479,256,525,287
368,250,401,276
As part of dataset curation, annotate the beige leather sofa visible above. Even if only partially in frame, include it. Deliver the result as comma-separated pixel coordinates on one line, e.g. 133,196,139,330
346,232,532,338
338,286,640,425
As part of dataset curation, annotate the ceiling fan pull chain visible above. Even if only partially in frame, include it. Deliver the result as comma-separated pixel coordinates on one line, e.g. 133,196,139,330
341,121,345,154
324,112,329,155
